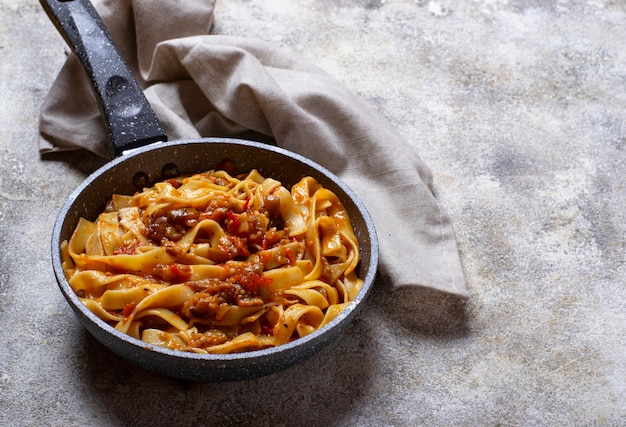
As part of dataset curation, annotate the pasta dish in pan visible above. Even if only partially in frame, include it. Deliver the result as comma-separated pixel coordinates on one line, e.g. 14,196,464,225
60,169,362,354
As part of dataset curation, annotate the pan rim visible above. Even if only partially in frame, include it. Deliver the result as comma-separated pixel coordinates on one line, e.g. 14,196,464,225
51,137,378,369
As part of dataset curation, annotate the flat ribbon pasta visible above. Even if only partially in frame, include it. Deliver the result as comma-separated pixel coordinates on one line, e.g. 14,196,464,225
61,169,363,354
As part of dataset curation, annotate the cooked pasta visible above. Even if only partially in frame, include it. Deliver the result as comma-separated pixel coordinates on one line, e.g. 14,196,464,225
61,168,362,354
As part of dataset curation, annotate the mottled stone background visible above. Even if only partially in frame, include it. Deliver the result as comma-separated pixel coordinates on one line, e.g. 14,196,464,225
1,0,624,425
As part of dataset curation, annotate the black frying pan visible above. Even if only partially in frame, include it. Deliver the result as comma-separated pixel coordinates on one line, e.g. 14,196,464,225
43,0,378,381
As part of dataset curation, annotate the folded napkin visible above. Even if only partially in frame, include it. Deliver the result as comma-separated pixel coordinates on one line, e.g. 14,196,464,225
39,0,468,297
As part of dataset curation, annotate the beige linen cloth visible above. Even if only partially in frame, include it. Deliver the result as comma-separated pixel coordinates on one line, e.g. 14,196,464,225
39,0,468,297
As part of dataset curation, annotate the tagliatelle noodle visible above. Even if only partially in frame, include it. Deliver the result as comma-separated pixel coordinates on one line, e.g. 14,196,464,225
61,169,363,354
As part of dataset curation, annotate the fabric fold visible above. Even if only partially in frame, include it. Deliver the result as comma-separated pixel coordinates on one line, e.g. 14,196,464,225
39,0,468,297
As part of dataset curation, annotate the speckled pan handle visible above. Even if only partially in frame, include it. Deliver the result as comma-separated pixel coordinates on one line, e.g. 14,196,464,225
40,0,167,157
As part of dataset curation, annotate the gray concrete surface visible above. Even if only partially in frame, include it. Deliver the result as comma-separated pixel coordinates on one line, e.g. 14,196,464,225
1,0,624,425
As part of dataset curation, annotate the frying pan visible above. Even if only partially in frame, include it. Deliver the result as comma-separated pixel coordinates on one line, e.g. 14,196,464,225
43,0,378,381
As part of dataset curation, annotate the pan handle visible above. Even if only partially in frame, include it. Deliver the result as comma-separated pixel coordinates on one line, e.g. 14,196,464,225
40,0,168,157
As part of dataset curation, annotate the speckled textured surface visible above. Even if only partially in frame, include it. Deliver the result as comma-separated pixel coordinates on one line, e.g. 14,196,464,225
1,0,624,425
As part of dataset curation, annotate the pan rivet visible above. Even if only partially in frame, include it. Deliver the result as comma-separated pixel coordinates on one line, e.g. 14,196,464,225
161,163,179,179
132,171,150,189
